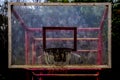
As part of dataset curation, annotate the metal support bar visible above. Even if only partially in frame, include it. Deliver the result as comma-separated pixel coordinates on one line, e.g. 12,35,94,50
32,73,99,77
26,69,101,80
25,31,29,64
34,38,98,41
77,50,98,52
32,40,36,65
97,6,108,65
26,68,102,71
27,27,100,32
12,7,28,30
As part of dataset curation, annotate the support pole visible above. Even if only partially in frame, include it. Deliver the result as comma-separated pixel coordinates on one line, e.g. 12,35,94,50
26,71,30,80
96,72,100,80
39,72,43,80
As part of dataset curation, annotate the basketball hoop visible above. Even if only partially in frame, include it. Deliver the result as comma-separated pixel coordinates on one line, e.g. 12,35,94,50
44,48,72,66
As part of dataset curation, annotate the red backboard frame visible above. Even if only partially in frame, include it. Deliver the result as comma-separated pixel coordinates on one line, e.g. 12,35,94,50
43,27,77,51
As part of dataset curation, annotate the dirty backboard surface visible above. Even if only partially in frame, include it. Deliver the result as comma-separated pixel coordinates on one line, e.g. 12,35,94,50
8,2,111,69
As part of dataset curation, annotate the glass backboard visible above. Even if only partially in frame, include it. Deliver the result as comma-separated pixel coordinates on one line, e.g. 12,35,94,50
8,2,111,69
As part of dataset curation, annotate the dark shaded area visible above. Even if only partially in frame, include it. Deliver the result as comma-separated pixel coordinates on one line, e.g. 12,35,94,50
111,2,120,80
6,69,113,80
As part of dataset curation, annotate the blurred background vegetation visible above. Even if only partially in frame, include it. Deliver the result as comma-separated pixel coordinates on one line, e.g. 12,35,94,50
0,0,120,80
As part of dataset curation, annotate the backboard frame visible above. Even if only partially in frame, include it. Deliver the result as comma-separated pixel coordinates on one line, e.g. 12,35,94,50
8,2,112,69
43,27,77,51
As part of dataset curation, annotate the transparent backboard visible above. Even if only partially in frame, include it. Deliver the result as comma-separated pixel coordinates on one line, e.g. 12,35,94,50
8,2,111,69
